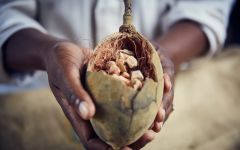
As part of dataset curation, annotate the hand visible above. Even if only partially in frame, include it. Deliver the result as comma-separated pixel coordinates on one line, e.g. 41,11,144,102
121,43,175,150
44,42,111,150
4,28,174,150
155,43,175,122
3,28,110,149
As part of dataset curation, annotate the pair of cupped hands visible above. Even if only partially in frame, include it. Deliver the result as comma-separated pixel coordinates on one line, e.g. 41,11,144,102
47,41,174,150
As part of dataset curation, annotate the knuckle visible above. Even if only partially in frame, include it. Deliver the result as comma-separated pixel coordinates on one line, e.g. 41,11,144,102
144,134,154,143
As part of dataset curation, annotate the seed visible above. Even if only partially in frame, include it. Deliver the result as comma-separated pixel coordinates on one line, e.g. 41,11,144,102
106,61,116,69
118,52,128,60
109,65,120,75
131,70,144,81
118,51,138,69
107,61,120,75
121,72,130,79
132,79,143,90
125,56,138,68
120,49,134,56
116,59,127,72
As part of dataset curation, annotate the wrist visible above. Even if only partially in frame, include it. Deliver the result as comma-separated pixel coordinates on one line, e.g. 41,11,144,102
155,21,208,68
3,28,65,72
156,39,180,68
151,41,175,81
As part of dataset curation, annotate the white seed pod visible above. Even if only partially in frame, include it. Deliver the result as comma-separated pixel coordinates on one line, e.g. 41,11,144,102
118,52,129,60
116,59,127,72
121,72,130,79
107,61,121,75
120,49,134,56
132,79,143,90
106,61,116,69
125,56,138,69
131,70,144,81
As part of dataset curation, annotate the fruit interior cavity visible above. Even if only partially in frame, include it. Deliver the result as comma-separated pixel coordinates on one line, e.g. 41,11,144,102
88,33,156,90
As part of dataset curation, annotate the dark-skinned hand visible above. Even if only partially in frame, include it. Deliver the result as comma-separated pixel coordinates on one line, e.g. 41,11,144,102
44,41,174,150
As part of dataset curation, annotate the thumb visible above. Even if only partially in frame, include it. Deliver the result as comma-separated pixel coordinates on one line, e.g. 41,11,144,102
64,65,95,120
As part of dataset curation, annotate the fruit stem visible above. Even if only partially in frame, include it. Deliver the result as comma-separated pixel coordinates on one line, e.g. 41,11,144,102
119,0,136,33
123,0,133,25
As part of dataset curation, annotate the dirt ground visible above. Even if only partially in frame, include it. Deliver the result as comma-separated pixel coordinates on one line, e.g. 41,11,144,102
0,47,240,150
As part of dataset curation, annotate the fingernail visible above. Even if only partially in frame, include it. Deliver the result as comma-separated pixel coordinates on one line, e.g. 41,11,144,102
78,101,89,119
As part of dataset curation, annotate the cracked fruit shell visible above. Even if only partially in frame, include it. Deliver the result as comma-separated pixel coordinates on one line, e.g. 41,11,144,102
86,31,164,149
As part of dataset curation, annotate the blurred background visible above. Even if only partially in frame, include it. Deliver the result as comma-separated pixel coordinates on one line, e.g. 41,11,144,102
0,0,240,150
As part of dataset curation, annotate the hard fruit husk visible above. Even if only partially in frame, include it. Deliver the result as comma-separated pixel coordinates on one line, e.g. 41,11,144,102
86,31,164,149
85,0,164,149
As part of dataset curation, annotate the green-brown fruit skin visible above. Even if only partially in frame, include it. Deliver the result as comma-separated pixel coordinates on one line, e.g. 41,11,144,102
86,32,164,149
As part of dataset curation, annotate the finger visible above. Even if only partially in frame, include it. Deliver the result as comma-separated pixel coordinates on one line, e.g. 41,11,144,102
152,108,165,132
50,84,109,150
165,103,174,122
155,107,165,122
128,130,156,150
162,88,174,119
64,65,96,120
149,122,154,129
86,138,110,150
121,147,132,150
67,106,109,150
152,121,163,133
50,84,93,138
163,73,172,93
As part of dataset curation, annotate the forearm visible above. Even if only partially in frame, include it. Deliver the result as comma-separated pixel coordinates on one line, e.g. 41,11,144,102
3,28,60,72
156,21,209,68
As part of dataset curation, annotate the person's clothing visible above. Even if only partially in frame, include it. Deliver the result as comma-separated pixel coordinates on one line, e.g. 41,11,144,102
0,0,235,93
225,0,240,46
